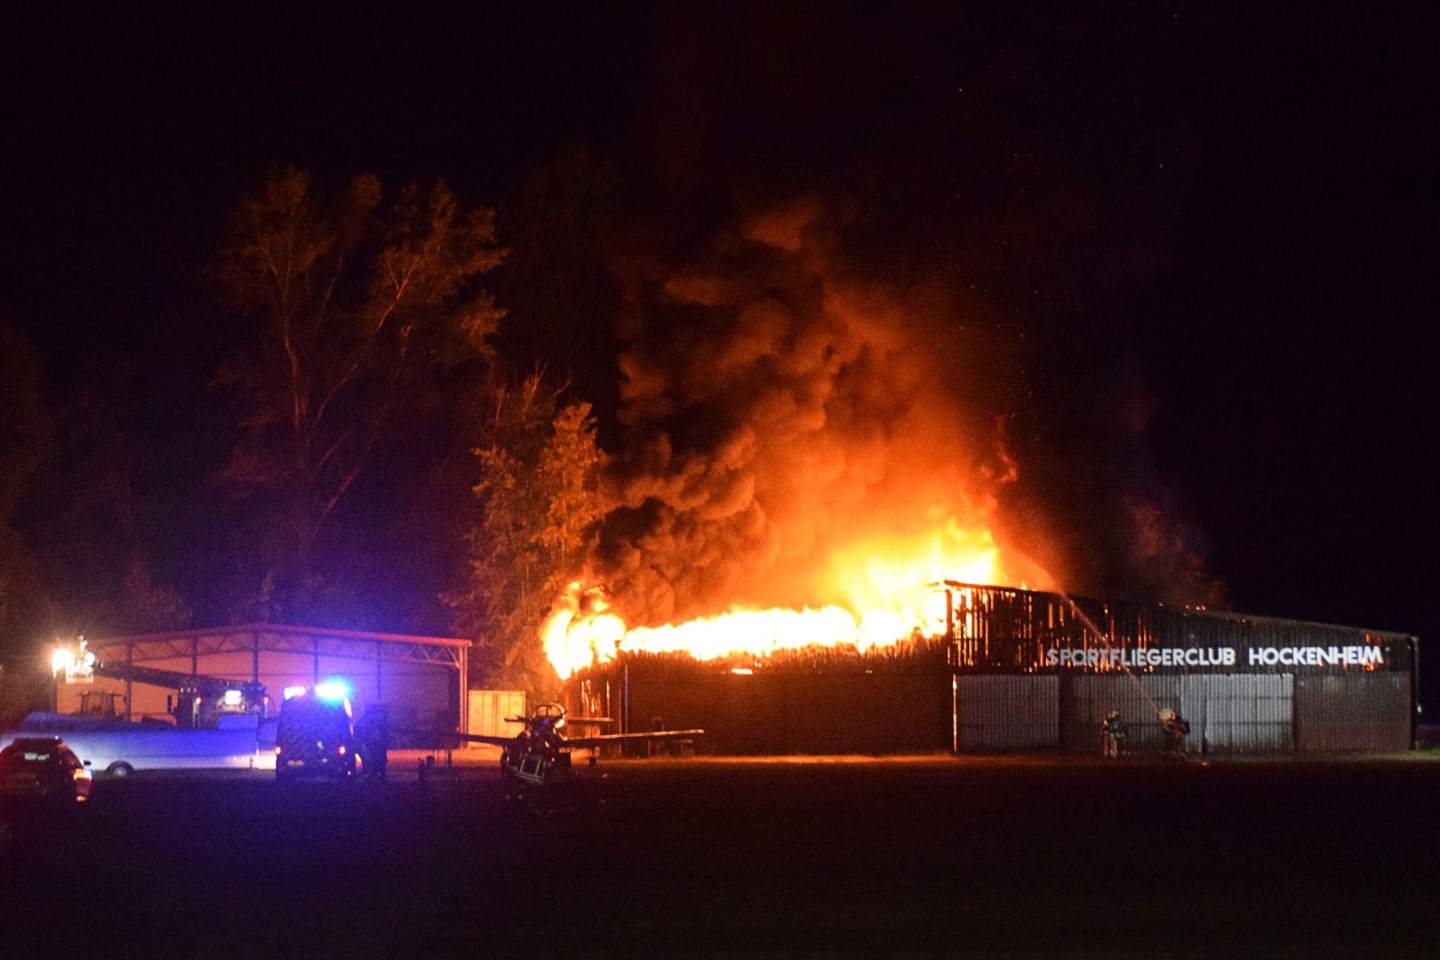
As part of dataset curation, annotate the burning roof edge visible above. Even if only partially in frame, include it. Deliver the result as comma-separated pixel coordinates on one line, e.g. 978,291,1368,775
934,581,1418,643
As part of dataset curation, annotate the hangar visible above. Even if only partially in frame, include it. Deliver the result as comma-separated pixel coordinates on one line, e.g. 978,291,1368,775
564,584,1418,756
57,623,470,736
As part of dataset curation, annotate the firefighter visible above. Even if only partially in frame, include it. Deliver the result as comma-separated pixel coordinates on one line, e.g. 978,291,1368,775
1101,710,1127,758
356,706,390,781
1161,708,1190,759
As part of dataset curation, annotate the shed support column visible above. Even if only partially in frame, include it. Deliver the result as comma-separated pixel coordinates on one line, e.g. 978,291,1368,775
1410,635,1420,749
458,645,468,736
946,587,958,753
622,662,630,735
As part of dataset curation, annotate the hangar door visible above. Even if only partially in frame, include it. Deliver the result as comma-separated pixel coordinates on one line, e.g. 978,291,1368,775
1201,674,1293,753
1066,674,1292,755
955,675,1059,751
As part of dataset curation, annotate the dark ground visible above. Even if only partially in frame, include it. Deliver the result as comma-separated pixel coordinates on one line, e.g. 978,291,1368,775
2,755,1438,959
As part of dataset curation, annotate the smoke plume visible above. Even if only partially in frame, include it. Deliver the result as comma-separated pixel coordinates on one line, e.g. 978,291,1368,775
591,197,1051,627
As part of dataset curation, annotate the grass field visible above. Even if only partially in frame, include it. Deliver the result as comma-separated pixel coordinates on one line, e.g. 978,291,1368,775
3,755,1437,958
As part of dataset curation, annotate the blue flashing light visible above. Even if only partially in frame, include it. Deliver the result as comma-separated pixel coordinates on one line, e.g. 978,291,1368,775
314,680,350,703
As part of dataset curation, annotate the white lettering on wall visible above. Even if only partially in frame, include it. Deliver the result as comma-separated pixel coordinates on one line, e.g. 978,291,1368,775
1246,645,1384,667
1041,645,1382,669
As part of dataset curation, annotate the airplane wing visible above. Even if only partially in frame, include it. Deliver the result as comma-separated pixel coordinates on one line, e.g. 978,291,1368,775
448,732,518,748
439,727,704,749
561,729,705,749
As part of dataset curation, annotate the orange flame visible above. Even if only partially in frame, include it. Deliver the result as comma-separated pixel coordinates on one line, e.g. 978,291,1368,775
543,518,1043,680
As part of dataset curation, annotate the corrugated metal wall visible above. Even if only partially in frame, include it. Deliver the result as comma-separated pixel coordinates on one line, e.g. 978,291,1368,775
955,676,1058,751
938,674,1297,755
1066,674,1201,755
1295,673,1412,751
1202,674,1293,753
1084,674,1292,754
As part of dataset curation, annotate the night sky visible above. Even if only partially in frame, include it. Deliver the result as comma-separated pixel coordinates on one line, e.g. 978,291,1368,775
2,6,1436,704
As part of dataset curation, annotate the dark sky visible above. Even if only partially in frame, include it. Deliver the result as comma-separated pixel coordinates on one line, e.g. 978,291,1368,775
2,5,1436,700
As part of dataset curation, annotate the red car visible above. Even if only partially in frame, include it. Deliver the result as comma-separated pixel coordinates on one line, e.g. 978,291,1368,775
0,737,94,804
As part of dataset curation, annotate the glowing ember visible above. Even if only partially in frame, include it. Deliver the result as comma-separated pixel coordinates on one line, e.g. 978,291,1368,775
542,518,1042,680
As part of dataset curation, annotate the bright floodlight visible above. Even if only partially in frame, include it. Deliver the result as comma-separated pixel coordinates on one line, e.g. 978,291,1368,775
51,640,95,682
51,646,75,676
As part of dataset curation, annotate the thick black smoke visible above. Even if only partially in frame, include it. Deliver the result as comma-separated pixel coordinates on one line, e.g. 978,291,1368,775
580,2,1227,624
590,196,1053,626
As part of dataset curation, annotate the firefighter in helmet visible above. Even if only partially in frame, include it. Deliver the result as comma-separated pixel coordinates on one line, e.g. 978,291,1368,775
1101,710,1127,759
1161,708,1190,759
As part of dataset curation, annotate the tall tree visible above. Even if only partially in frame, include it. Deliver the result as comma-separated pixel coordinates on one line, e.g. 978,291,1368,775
212,166,504,621
457,374,606,695
0,323,55,660
494,145,623,409
15,373,193,639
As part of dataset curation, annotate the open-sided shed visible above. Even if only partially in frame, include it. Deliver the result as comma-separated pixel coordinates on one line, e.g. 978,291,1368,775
58,623,470,734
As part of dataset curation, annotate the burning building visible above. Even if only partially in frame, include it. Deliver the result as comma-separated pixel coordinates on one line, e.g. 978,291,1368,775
537,197,1414,757
560,583,1417,756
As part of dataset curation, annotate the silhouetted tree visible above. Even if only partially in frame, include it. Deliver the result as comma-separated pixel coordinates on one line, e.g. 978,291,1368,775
495,145,623,406
455,373,605,695
15,373,192,638
212,166,504,621
0,323,55,660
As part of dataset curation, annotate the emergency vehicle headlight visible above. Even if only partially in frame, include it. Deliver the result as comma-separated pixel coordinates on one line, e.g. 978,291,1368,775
315,680,350,703
283,685,307,700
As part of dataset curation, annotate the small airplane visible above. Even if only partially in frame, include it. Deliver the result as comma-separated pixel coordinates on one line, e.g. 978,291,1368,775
455,703,703,788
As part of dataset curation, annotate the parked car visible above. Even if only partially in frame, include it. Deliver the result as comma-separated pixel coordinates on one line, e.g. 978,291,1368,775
0,737,93,804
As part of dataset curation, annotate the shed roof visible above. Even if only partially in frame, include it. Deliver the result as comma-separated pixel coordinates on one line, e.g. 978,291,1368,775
88,622,472,650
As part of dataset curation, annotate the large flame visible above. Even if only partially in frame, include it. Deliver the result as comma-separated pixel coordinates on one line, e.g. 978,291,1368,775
542,518,1039,680
539,196,1062,681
